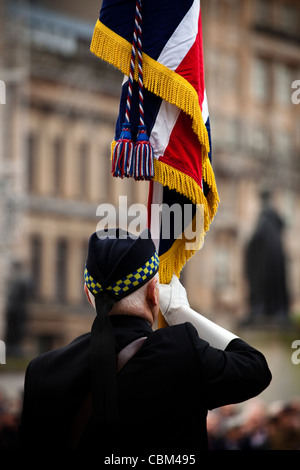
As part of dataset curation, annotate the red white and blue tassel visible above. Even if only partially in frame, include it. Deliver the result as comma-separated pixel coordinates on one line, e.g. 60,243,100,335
135,125,154,181
112,123,134,178
112,0,154,181
111,0,138,178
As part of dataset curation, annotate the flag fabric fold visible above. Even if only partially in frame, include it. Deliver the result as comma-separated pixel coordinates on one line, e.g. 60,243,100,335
90,0,219,286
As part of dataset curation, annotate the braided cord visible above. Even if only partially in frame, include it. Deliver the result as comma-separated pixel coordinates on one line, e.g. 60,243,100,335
125,2,140,124
136,0,145,127
125,0,145,127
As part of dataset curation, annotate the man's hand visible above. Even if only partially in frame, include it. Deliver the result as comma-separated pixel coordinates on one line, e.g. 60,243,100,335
159,275,190,324
159,275,238,349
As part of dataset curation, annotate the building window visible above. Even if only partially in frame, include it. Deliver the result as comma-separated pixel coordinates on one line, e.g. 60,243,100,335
30,234,42,299
78,141,89,199
215,244,230,288
253,58,298,106
275,130,293,164
250,125,270,159
225,52,239,94
27,132,38,194
253,57,271,103
208,0,241,23
277,1,299,37
97,141,111,200
224,0,242,23
212,116,239,151
207,48,240,98
55,238,68,303
53,137,64,197
255,0,300,39
274,63,294,105
255,0,275,28
208,0,223,20
296,117,300,151
282,189,295,227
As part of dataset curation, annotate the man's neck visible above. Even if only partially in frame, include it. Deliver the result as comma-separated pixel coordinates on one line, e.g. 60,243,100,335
110,307,154,326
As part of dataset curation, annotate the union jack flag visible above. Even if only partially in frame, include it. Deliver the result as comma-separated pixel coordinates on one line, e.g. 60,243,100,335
91,0,219,313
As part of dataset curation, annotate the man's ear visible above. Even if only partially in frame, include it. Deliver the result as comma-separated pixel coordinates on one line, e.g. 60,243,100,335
146,277,159,307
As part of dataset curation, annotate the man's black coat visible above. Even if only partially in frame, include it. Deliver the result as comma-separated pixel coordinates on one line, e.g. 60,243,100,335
19,316,271,453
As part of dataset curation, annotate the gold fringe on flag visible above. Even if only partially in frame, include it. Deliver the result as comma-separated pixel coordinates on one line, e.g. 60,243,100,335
91,21,210,154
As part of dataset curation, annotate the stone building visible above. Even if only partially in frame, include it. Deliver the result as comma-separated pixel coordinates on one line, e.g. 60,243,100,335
0,0,148,354
0,0,299,356
186,0,300,323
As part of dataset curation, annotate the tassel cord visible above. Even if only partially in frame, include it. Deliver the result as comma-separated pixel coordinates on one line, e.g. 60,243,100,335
113,0,154,181
125,3,140,124
136,0,145,128
134,0,154,181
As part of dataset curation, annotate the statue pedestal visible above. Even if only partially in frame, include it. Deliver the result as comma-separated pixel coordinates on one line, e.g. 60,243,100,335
237,324,300,405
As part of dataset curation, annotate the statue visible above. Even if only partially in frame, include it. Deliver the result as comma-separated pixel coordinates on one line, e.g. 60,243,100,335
244,191,290,324
5,262,31,356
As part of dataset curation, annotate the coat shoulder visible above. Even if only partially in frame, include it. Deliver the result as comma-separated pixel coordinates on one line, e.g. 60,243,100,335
26,332,91,383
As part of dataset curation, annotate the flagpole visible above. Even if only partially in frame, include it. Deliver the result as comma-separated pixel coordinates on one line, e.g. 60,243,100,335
158,310,168,329
158,268,172,329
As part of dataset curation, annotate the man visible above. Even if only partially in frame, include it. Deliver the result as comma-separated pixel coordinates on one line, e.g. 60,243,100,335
19,229,271,453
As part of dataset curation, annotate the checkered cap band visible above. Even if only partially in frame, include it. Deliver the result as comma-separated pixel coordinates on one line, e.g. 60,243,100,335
84,252,159,297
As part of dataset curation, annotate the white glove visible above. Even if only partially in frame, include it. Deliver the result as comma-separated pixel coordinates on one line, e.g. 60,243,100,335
159,275,238,350
159,274,190,319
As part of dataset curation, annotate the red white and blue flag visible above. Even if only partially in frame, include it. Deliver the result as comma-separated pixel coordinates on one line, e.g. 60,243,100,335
91,0,219,300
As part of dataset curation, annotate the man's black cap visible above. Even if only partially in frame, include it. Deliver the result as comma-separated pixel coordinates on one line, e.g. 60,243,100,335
84,228,159,301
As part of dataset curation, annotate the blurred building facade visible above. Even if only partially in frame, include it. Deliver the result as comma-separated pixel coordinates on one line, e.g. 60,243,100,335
0,0,148,354
0,0,299,355
186,0,300,323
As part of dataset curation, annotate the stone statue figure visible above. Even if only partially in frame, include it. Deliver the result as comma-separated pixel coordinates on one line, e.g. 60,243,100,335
244,191,290,323
5,262,31,356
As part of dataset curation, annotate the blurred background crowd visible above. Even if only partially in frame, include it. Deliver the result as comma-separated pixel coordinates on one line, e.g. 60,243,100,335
207,398,300,450
0,389,300,450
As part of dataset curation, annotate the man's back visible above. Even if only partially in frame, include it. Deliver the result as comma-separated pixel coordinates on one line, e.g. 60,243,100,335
20,316,271,452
